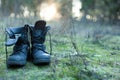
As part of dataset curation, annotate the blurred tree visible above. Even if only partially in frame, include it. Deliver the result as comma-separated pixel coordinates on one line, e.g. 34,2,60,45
80,0,120,24
58,0,72,18
1,0,22,17
81,0,95,15
22,0,44,16
0,0,44,17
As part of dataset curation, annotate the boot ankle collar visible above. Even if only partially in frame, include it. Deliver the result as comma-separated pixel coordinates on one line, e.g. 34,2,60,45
5,26,29,46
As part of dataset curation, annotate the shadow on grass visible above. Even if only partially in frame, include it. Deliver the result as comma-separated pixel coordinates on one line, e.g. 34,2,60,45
7,63,50,69
7,65,25,69
34,63,50,67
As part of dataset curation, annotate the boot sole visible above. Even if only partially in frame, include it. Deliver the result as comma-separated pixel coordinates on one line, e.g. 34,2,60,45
33,58,50,64
7,60,26,66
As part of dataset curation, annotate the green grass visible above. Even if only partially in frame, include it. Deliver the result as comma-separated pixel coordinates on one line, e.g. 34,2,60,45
0,34,120,80
0,21,120,80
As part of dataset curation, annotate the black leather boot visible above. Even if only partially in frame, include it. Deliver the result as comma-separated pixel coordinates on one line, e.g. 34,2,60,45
31,20,50,64
6,25,29,66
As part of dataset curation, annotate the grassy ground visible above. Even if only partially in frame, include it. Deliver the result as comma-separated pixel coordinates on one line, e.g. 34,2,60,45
0,18,120,80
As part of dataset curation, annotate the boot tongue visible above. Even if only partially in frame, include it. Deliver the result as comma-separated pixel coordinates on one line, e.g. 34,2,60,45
34,20,46,30
32,20,47,44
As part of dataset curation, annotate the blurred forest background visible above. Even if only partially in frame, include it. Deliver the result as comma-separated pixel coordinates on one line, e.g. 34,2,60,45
0,0,120,24
0,0,120,80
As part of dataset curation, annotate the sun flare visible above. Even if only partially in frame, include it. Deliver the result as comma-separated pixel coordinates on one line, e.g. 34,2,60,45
39,3,60,21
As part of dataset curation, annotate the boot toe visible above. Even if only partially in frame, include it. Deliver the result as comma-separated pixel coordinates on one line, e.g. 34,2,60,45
7,55,26,66
35,51,50,59
33,51,50,64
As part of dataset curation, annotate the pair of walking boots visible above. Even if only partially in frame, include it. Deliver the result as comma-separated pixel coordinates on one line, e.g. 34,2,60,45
5,20,50,67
